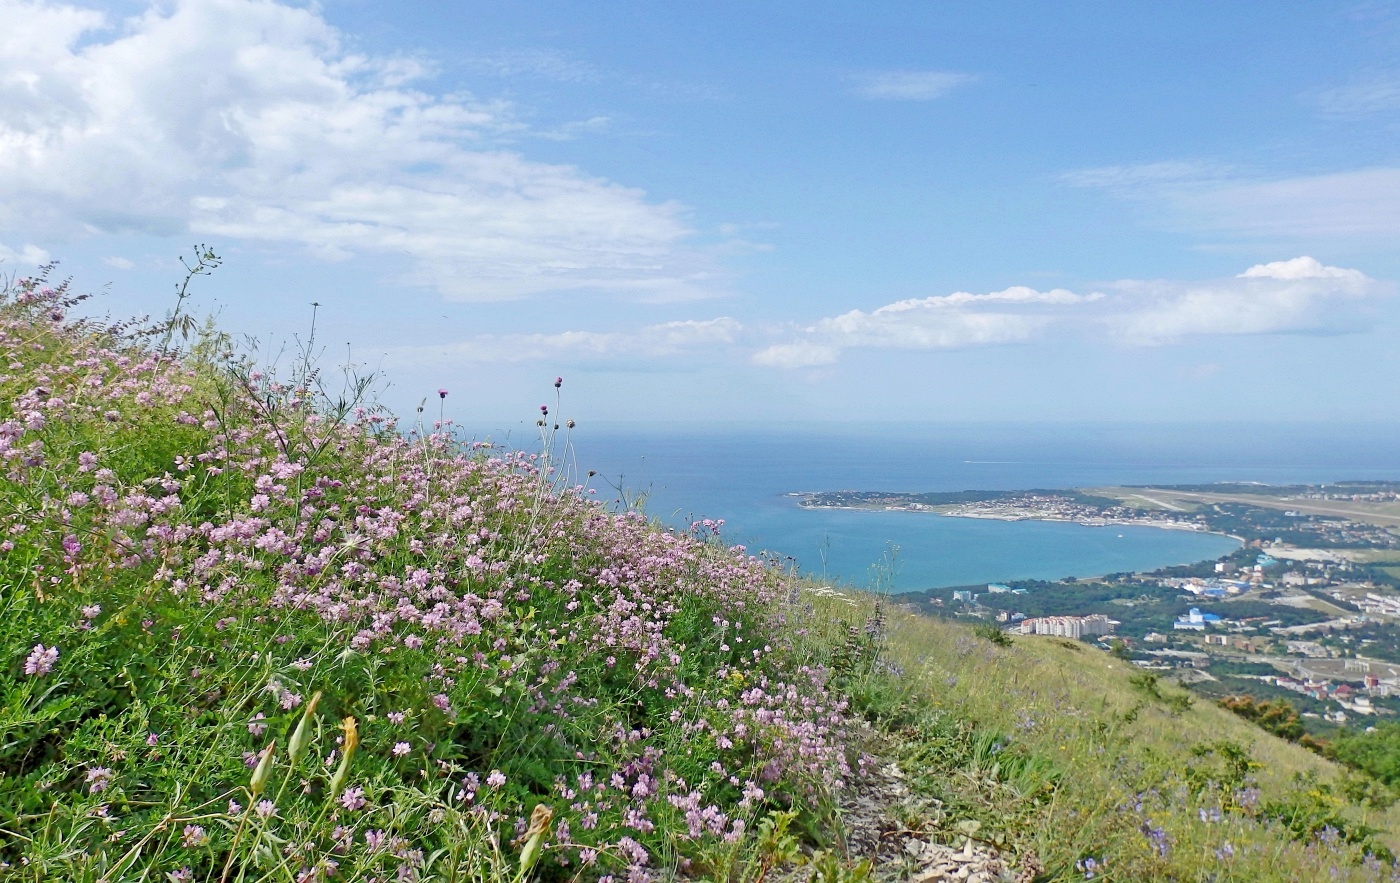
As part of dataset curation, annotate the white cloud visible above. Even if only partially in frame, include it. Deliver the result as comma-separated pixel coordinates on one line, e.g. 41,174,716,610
383,317,742,366
751,341,839,369
1065,161,1400,242
751,260,1386,368
1180,168,1400,240
850,70,975,101
1310,71,1400,116
103,256,135,270
0,241,52,266
1109,257,1383,344
754,286,1099,369
1059,161,1233,193
0,0,712,301
467,48,603,83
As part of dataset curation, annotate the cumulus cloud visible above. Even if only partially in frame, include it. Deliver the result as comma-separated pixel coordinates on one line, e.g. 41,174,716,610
0,241,52,266
751,341,839,369
751,259,1386,368
1111,257,1382,344
382,317,741,366
850,70,975,101
0,0,711,300
753,286,1100,368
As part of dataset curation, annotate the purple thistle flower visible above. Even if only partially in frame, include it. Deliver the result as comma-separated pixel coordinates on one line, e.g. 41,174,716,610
554,376,563,388
438,388,448,398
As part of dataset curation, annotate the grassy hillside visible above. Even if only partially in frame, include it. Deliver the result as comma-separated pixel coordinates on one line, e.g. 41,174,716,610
1,267,1397,882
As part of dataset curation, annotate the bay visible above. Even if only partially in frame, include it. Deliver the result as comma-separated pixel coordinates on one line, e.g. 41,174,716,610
551,423,1400,592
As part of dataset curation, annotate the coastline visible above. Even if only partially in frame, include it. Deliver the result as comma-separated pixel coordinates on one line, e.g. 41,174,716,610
792,499,1247,547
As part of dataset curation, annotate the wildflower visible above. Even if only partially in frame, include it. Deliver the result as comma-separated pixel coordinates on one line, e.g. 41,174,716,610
393,741,411,756
340,787,367,811
24,644,58,676
146,733,159,746
248,713,268,737
554,376,563,388
1076,856,1101,879
1216,842,1235,860
83,767,114,793
540,405,548,416
387,712,406,725
81,604,101,620
181,824,209,848
438,388,448,398
487,770,506,789
255,799,277,820
166,869,193,883
228,799,243,815
1140,822,1170,858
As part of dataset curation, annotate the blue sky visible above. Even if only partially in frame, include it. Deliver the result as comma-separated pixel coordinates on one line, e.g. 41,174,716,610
3,0,1399,430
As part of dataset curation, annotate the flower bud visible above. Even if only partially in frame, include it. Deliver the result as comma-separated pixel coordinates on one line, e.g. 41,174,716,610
249,742,276,796
327,716,359,800
287,691,323,766
518,803,553,875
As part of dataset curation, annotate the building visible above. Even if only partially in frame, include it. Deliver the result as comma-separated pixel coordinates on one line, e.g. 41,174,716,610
1173,607,1221,631
986,583,1012,594
1018,614,1115,639
952,590,975,603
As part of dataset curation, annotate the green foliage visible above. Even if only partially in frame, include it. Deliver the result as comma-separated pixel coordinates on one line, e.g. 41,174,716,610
1220,695,1306,742
970,622,1012,647
1329,722,1400,787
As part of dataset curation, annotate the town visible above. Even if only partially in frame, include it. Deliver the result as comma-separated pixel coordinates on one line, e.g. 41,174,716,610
892,481,1400,734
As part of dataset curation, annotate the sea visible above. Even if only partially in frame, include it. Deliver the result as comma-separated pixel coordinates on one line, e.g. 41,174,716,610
547,422,1400,594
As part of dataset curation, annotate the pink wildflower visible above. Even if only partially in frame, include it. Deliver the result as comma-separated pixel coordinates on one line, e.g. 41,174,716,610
24,644,58,676
86,767,114,793
340,787,367,811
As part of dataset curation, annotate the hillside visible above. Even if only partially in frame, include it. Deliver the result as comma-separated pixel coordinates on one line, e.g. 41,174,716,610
1,268,1398,882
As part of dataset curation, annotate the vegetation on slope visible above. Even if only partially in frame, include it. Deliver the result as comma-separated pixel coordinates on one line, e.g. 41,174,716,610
1,264,1399,882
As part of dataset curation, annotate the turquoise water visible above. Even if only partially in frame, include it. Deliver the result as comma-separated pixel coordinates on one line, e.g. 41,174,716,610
557,423,1400,592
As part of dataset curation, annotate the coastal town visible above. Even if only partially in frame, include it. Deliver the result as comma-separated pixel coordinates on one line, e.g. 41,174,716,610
875,481,1400,731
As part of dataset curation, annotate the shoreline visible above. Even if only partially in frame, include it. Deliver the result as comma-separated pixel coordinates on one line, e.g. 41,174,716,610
794,499,1243,540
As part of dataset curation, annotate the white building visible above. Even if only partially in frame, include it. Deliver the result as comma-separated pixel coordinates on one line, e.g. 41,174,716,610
1019,614,1115,639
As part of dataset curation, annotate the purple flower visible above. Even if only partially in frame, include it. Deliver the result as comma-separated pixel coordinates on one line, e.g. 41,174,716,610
86,767,114,793
254,799,277,819
540,405,548,415
393,741,411,756
181,824,209,848
486,770,506,789
340,787,367,811
438,388,448,398
554,376,563,388
24,644,58,676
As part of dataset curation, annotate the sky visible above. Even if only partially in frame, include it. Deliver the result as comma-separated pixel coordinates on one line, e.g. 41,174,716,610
3,0,1400,430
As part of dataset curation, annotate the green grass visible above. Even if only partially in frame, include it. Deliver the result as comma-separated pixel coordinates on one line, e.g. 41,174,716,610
2,265,1399,882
